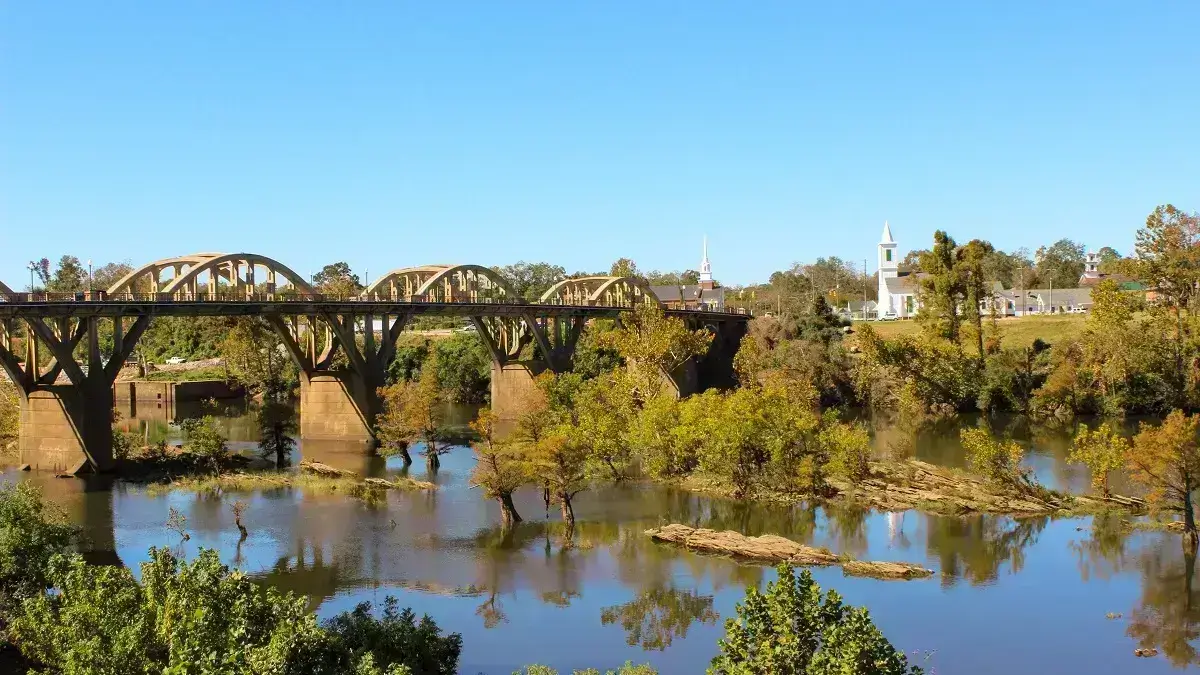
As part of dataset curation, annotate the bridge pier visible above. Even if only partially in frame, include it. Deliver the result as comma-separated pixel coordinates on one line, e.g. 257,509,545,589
298,371,377,442
19,385,113,473
489,360,549,419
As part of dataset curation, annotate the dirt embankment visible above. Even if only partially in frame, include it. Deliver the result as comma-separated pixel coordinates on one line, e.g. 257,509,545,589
827,460,1146,516
646,524,933,580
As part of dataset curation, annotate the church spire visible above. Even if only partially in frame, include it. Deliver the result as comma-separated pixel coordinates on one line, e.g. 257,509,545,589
699,235,714,286
880,220,894,245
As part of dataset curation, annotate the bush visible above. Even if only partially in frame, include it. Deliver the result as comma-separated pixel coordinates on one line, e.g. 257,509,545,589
710,564,922,675
10,547,462,674
0,483,76,612
180,416,230,473
960,428,1026,487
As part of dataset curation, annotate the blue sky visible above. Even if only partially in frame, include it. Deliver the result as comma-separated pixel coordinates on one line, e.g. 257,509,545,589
2,2,1197,287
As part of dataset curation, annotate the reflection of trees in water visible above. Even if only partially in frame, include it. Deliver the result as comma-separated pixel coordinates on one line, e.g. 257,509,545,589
600,586,719,650
924,515,1047,587
1127,544,1200,667
1069,513,1131,582
823,503,869,558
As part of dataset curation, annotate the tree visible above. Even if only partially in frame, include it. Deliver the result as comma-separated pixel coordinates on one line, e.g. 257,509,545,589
960,428,1027,488
47,255,87,293
90,261,134,291
0,383,18,453
180,416,229,474
646,270,701,286
494,262,567,300
376,355,450,470
220,317,296,395
959,239,996,361
709,564,922,674
572,372,637,481
314,261,364,297
11,547,461,674
917,231,964,343
600,586,718,650
1034,238,1086,289
609,258,641,278
258,399,298,468
1129,204,1200,405
600,304,712,400
469,409,530,527
0,483,77,613
1069,423,1129,497
432,333,491,403
1126,411,1200,546
529,430,589,528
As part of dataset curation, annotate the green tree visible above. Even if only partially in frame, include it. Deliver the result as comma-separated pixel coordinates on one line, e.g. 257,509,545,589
960,428,1027,488
0,483,77,612
314,262,365,297
1034,238,1086,289
609,258,641,279
180,415,230,473
1069,423,1129,497
432,333,491,403
494,262,567,300
600,304,712,400
220,317,296,395
1129,204,1200,405
0,383,18,454
709,564,922,674
258,400,298,468
47,255,87,293
916,230,965,343
529,429,590,528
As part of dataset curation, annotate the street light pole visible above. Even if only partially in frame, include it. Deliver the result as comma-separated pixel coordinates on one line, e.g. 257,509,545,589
28,262,36,297
88,259,93,290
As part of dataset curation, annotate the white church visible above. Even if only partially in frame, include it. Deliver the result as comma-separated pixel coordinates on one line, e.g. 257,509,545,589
876,222,920,318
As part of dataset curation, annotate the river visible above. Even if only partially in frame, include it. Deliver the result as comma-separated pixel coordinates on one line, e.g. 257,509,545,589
5,403,1197,673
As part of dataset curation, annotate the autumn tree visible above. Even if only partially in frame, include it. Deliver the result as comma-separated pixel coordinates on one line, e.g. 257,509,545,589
960,428,1027,488
469,408,529,526
529,431,590,528
376,353,450,469
600,304,712,400
1069,423,1129,497
1126,411,1200,546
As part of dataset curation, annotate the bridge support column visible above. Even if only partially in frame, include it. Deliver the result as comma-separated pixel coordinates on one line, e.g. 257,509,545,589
298,371,376,442
1,314,150,473
19,384,113,473
489,360,549,419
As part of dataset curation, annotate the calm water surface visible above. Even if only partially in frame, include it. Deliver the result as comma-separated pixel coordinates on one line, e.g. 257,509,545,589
8,404,1198,673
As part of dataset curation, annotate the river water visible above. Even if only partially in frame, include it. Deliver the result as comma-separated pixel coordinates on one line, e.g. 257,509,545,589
6,404,1198,674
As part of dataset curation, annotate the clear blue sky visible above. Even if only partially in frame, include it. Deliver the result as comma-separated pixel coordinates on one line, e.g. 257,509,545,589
2,2,1197,287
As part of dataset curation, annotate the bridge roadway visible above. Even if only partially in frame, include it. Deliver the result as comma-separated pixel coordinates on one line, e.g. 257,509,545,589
0,253,749,475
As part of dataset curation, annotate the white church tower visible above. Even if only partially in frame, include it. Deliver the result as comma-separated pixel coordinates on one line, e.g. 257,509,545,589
877,221,898,313
699,235,714,289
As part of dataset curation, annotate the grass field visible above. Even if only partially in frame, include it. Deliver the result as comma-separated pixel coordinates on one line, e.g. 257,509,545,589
852,314,1087,348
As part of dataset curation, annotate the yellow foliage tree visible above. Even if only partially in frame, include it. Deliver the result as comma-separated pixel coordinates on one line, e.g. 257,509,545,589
1127,410,1200,544
1068,423,1130,497
469,409,529,527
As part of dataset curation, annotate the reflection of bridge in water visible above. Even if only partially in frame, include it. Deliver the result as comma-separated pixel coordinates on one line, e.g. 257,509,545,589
1,252,749,473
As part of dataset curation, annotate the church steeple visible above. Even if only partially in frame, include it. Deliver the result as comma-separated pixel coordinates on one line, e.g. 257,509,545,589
699,235,714,289
878,221,898,279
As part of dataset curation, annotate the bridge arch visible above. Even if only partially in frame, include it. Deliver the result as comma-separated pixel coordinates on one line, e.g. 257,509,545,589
538,276,663,308
107,253,315,299
362,264,519,303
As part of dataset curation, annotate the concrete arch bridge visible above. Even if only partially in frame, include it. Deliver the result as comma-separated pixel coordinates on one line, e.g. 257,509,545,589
0,252,748,474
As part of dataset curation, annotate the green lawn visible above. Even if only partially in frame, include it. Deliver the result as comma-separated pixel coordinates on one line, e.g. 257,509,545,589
142,366,231,382
852,314,1087,348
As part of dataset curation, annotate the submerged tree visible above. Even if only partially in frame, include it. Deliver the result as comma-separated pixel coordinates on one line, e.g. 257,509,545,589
1127,410,1200,546
377,352,450,470
600,304,712,400
469,409,530,527
258,399,297,468
1068,423,1130,497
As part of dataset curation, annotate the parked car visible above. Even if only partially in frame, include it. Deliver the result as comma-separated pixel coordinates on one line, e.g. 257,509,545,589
878,311,898,321
165,357,186,365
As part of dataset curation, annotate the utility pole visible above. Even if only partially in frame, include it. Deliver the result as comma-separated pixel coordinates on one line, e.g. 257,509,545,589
863,259,868,320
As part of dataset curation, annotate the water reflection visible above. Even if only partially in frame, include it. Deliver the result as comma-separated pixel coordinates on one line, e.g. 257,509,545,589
7,405,1200,672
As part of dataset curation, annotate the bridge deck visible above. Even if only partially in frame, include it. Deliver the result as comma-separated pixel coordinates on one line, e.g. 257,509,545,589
0,299,750,322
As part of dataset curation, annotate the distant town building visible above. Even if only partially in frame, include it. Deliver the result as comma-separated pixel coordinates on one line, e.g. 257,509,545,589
876,222,919,318
650,237,725,311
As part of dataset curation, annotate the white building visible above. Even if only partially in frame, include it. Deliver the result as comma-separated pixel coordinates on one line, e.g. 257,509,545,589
876,222,919,318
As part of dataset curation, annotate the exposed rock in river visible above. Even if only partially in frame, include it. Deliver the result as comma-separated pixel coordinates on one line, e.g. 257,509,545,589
645,524,933,580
